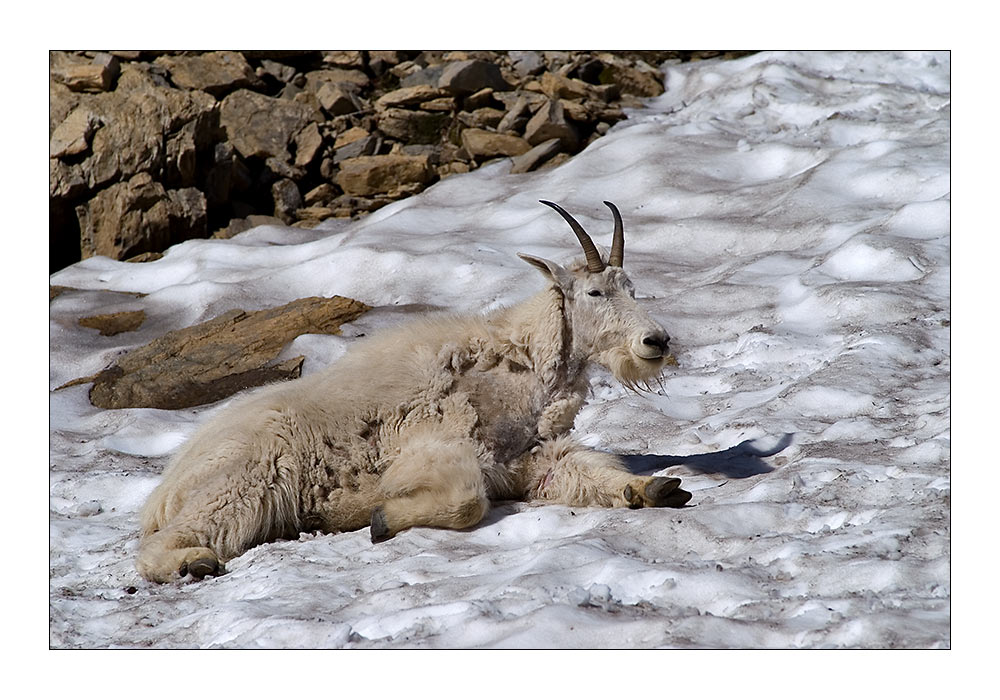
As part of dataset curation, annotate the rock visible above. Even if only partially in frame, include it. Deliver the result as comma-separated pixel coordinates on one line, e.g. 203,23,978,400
509,137,562,174
271,179,303,223
419,96,456,112
596,54,665,97
335,126,371,149
78,310,146,336
336,154,433,196
457,108,505,130
220,89,320,161
154,51,257,96
496,94,533,134
83,295,370,409
523,99,578,149
293,122,324,168
77,172,172,259
539,72,592,100
509,51,544,77
333,133,379,163
50,159,88,200
376,84,448,109
304,68,370,93
165,120,198,186
304,183,337,206
460,129,531,160
400,65,445,88
463,88,496,111
376,108,450,144
438,60,511,96
322,51,365,68
51,53,120,92
258,59,296,84
167,187,208,238
316,83,360,116
50,106,100,158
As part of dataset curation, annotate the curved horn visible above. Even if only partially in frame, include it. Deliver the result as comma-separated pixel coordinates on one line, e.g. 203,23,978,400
604,201,624,268
539,200,605,273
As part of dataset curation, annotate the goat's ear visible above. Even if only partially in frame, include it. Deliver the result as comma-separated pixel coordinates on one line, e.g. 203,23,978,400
517,253,575,290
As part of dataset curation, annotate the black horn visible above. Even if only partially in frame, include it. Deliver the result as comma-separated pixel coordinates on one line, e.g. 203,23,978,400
539,200,605,273
604,201,624,268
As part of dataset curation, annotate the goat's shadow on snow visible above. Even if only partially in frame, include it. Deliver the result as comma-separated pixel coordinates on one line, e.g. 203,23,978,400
615,433,795,479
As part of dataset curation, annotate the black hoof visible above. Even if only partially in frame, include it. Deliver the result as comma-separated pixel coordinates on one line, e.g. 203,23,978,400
185,558,220,579
644,477,691,508
370,506,393,543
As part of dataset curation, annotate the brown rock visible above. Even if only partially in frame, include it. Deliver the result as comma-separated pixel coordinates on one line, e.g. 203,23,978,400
77,172,172,260
460,129,531,160
50,106,100,158
438,60,511,95
83,296,370,409
322,51,365,68
271,179,303,223
376,84,448,109
376,108,450,144
50,159,88,200
220,89,320,161
78,310,146,336
539,72,592,100
293,122,325,168
596,54,665,97
523,99,578,149
154,51,257,96
317,83,360,116
509,137,563,174
336,154,432,196
51,53,120,92
304,68,370,93
457,108,505,130
335,126,371,149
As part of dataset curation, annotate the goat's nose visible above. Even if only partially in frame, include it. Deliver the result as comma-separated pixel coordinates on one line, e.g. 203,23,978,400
642,332,670,355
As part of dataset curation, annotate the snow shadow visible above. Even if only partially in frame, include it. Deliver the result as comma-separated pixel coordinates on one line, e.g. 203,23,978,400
617,433,794,479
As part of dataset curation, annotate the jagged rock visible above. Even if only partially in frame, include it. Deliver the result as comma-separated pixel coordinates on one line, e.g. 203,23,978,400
400,64,445,88
457,108,505,130
376,108,450,144
165,120,198,186
272,179,303,223
460,128,531,160
76,172,171,259
333,131,379,163
523,99,578,149
438,60,511,96
50,106,100,158
51,53,120,92
596,54,665,97
496,94,532,134
304,183,337,206
509,51,544,77
220,89,320,161
376,84,448,109
77,173,206,260
322,51,365,68
317,83,360,116
154,51,257,96
258,59,296,84
509,137,562,174
82,295,370,409
293,122,324,168
336,154,432,196
304,68,370,93
78,310,146,336
50,159,88,200
539,72,592,100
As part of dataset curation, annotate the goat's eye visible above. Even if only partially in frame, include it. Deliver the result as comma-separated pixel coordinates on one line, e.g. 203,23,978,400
588,289,603,297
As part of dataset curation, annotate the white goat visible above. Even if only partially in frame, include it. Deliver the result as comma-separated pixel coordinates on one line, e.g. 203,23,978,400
137,200,691,583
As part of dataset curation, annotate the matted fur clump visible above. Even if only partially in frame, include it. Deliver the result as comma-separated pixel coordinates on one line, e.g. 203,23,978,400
136,200,690,583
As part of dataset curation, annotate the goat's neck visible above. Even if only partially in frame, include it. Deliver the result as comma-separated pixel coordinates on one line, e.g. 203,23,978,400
492,288,587,393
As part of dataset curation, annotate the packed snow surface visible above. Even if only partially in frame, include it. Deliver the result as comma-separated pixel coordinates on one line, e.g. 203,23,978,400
49,51,950,648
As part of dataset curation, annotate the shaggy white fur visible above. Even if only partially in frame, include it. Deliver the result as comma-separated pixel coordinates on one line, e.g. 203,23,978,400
137,204,692,583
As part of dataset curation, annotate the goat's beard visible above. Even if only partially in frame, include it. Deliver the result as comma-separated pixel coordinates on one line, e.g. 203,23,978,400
597,346,667,394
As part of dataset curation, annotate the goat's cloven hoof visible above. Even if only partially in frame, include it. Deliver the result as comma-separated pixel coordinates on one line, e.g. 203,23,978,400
182,558,220,579
370,506,393,543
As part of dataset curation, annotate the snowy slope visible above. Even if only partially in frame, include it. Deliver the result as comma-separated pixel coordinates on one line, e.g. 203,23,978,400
49,50,950,649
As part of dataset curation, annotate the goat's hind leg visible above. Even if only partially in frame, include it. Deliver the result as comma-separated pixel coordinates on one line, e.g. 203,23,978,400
370,428,489,543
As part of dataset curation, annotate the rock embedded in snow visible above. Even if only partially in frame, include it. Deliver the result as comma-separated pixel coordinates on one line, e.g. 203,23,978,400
336,154,433,197
83,295,370,410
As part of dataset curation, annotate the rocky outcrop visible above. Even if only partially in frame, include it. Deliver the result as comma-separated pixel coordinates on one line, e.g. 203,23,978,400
49,50,752,272
74,295,370,409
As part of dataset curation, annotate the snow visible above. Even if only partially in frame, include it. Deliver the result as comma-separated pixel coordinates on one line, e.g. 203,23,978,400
49,51,950,650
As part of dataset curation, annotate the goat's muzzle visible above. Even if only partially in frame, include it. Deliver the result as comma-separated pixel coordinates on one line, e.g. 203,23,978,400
634,331,670,360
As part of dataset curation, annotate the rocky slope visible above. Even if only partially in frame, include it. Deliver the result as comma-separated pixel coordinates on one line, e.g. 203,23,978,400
49,50,750,272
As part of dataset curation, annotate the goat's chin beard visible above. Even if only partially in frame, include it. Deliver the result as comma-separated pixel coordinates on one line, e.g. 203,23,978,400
597,347,667,393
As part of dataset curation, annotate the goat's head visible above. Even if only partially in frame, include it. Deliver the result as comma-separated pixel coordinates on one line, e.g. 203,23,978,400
519,200,671,391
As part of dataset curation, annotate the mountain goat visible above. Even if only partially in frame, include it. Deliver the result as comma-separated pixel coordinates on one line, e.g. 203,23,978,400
136,200,691,583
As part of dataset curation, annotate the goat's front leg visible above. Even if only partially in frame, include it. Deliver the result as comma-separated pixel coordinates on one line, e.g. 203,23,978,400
513,435,692,509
